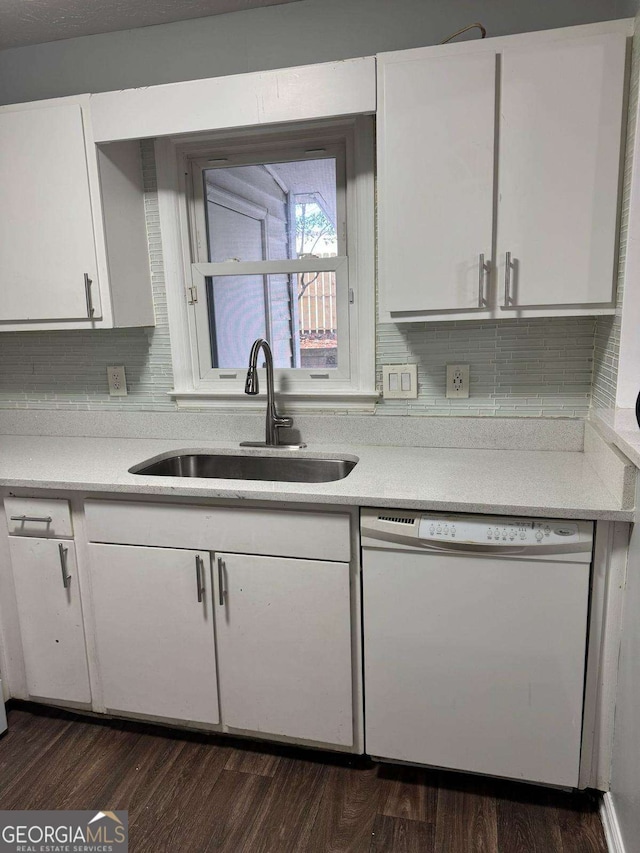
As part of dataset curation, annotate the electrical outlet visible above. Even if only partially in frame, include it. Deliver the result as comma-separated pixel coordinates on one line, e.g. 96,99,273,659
446,364,470,399
382,364,418,399
107,365,128,397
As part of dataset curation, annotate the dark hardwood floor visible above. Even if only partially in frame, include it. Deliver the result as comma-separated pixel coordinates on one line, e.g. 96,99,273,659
0,703,607,853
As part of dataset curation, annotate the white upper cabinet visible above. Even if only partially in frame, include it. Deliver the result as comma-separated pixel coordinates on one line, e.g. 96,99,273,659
0,104,100,323
497,33,626,311
377,22,630,322
0,96,154,331
378,51,496,315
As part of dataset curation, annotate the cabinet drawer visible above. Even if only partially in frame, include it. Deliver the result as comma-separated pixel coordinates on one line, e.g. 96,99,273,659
85,500,351,562
5,498,73,539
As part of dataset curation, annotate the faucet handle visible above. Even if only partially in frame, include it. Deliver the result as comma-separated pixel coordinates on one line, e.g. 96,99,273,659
275,415,293,429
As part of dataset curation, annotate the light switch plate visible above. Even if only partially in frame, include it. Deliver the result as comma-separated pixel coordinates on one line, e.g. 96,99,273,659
383,364,418,399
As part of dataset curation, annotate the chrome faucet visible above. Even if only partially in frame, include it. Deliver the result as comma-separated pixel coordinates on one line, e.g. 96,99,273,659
240,338,305,448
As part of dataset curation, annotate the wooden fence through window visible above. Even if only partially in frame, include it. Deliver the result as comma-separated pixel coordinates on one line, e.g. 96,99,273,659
298,270,337,335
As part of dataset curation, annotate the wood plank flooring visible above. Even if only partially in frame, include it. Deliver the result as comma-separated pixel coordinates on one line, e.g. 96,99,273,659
0,703,607,853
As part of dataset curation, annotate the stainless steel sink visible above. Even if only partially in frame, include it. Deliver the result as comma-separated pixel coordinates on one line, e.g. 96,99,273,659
129,453,357,483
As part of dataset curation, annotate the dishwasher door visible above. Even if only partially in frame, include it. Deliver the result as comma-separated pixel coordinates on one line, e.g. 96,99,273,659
363,545,590,787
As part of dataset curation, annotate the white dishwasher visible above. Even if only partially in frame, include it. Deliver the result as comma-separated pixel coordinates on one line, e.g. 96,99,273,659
361,508,593,788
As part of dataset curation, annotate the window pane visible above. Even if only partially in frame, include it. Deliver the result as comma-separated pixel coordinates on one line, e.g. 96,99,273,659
205,272,338,371
206,274,267,369
296,271,338,369
203,158,338,263
207,201,264,263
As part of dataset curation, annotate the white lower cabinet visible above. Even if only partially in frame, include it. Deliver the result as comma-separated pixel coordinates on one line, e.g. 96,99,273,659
88,544,220,724
9,537,91,705
215,553,353,747
81,500,357,747
87,543,354,746
2,499,358,750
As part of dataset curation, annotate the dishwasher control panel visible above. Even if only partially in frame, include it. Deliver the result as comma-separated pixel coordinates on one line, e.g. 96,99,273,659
418,516,581,545
362,509,593,553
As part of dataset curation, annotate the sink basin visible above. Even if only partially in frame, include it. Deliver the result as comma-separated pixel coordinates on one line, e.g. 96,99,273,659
130,453,358,483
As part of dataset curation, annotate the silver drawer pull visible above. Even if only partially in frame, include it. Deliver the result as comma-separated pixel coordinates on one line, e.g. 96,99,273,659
10,515,52,523
58,543,71,589
217,557,226,606
84,273,95,319
195,555,204,603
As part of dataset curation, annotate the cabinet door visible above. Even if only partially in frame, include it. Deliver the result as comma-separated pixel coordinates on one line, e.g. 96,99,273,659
215,553,353,746
89,544,219,724
0,103,100,322
9,537,91,704
378,50,496,315
497,33,626,309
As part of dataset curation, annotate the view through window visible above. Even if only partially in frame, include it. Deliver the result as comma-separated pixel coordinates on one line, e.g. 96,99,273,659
200,156,340,371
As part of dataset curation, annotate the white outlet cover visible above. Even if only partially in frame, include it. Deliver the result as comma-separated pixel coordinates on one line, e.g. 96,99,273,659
383,364,418,399
107,365,128,397
446,364,470,399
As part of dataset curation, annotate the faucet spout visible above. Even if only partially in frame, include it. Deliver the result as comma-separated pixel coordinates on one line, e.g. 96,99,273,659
241,338,303,448
245,365,259,395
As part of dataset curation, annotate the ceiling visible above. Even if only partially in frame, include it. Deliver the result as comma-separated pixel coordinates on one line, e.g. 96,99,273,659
0,0,301,50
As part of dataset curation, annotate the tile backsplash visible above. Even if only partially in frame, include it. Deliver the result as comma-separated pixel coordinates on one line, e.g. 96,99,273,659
376,317,594,417
0,141,606,419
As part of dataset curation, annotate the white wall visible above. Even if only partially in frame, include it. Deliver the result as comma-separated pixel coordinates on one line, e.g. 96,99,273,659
609,479,640,851
0,0,635,105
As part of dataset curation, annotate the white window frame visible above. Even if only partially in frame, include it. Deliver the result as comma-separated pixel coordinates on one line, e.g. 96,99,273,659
190,140,350,384
155,117,377,410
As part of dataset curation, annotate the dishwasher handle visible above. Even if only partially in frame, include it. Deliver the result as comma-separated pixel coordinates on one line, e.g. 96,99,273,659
407,540,529,556
361,531,590,558
412,538,591,557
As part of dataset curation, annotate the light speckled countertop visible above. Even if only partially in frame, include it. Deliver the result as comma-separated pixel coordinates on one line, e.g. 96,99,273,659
593,409,640,471
0,434,632,521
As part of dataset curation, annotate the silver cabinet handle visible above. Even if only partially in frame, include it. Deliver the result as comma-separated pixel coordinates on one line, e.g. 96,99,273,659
58,543,71,589
84,273,95,319
10,515,52,523
195,555,204,603
504,252,513,307
217,556,226,606
478,254,490,307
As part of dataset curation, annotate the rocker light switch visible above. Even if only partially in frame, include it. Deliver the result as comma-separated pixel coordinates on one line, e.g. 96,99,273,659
383,364,418,399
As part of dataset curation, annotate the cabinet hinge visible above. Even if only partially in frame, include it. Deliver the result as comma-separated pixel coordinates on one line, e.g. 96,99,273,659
187,285,198,305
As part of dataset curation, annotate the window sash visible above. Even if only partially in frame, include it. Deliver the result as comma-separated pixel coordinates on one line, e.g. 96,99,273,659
189,144,347,266
190,257,351,390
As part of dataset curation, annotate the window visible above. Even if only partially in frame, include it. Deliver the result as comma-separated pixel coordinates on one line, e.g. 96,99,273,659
157,119,376,408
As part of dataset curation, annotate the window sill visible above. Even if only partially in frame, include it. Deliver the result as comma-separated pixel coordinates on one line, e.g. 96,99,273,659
169,389,381,412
